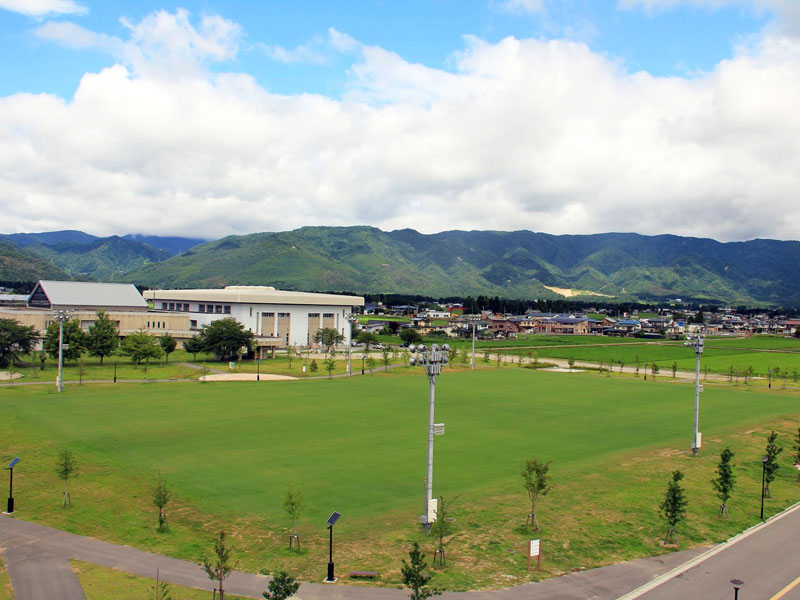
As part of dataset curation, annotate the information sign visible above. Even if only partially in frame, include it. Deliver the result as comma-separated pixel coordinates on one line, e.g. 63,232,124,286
528,539,541,571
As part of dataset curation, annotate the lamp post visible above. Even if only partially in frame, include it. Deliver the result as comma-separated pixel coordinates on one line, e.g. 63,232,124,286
644,362,648,381
361,354,365,375
5,457,19,514
761,455,768,520
731,578,744,600
685,335,705,456
257,358,263,382
113,362,117,384
325,511,341,582
768,369,773,389
471,323,476,370
53,309,73,393
409,343,450,526
347,315,358,377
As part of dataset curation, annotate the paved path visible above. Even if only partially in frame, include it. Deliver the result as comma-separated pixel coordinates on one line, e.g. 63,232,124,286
1,514,709,600
623,502,800,600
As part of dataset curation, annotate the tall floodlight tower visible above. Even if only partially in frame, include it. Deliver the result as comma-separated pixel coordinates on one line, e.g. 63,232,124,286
471,322,476,370
53,309,73,393
409,343,450,526
685,334,705,455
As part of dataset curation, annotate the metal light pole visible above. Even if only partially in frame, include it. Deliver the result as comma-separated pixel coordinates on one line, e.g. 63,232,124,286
347,315,358,377
257,358,262,382
761,455,768,520
644,362,648,381
409,343,450,526
5,457,19,514
685,335,705,456
471,323,476,370
731,579,743,600
53,309,73,393
325,511,341,582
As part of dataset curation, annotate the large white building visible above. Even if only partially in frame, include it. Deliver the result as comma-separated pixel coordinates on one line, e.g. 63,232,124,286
144,286,364,352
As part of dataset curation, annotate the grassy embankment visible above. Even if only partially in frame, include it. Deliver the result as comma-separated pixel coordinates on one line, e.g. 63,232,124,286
1,367,799,590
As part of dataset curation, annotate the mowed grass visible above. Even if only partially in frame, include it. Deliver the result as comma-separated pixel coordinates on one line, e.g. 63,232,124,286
0,553,10,600
1,370,800,590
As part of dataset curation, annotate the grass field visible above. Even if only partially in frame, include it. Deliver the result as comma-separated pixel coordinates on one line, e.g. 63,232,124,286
0,553,10,600
2,368,800,590
73,561,249,600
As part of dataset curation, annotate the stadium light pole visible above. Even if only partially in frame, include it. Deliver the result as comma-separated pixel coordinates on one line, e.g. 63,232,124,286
53,309,73,393
347,315,358,377
685,334,705,456
409,343,449,527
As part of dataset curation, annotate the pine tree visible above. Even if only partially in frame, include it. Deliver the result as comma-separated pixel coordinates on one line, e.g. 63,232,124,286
712,448,735,518
660,470,687,545
401,542,441,600
263,571,300,599
202,531,233,600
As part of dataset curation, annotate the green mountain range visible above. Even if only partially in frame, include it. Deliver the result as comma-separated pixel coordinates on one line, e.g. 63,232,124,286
2,226,798,306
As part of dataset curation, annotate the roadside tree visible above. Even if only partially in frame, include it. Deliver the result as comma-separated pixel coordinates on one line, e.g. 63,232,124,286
283,484,304,549
86,310,119,365
263,571,300,599
55,449,78,508
159,334,177,362
521,458,551,531
794,427,800,483
119,330,162,366
764,430,783,498
198,318,254,360
202,531,234,600
712,448,735,518
660,470,687,546
399,328,423,346
183,335,204,360
401,542,441,600
0,318,37,367
151,473,172,531
354,330,379,352
313,327,344,356
44,319,86,362
430,496,458,567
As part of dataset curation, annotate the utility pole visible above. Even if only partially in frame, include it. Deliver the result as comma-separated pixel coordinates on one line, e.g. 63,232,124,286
409,343,449,526
685,334,704,456
347,315,358,377
471,322,476,370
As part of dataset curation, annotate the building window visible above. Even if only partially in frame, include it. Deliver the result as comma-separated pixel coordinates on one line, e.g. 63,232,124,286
308,313,320,318
199,304,205,313
215,305,223,314
264,312,275,317
146,321,150,328
323,313,334,318
169,303,175,311
224,305,231,314
190,319,197,328
161,302,167,310
249,307,253,317
183,303,189,311
278,312,289,318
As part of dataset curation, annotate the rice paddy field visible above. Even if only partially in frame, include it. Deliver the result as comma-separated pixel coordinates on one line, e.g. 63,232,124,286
1,361,800,590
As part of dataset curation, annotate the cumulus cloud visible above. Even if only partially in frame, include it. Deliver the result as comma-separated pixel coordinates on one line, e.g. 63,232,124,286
0,0,86,18
2,9,800,242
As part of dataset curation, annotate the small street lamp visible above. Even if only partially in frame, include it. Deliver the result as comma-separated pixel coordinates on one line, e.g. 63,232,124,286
644,362,648,381
761,455,768,520
361,354,366,375
113,362,117,384
325,511,341,582
409,343,450,526
685,335,705,456
731,578,744,600
768,369,773,389
257,358,263,381
347,315,358,377
4,457,20,514
471,322,477,370
53,309,73,393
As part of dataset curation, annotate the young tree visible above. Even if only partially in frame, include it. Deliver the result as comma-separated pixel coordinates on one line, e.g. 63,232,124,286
521,458,552,531
354,330,379,352
313,327,344,355
381,347,391,369
430,496,458,567
44,319,86,362
399,328,423,346
324,356,336,378
151,571,173,600
712,448,735,518
55,449,78,507
671,361,678,378
283,484,304,548
366,356,376,375
38,350,47,371
0,318,38,368
794,427,800,483
198,318,255,360
309,359,318,372
202,531,234,600
119,330,162,366
159,334,177,363
86,310,119,365
182,335,204,360
567,358,575,371
660,470,687,546
482,350,490,364
286,345,295,369
651,362,659,378
263,571,300,599
151,473,173,531
764,430,783,498
401,542,441,600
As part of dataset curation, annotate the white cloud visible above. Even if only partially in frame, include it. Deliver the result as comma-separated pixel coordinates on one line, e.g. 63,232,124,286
258,28,361,64
34,21,121,52
3,9,800,242
498,0,546,14
0,0,86,18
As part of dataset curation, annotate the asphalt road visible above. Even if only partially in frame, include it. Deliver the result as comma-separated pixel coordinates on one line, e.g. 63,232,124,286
626,502,800,600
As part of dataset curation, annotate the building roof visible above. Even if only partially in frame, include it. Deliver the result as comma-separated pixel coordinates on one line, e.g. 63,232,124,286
144,286,364,307
29,280,148,309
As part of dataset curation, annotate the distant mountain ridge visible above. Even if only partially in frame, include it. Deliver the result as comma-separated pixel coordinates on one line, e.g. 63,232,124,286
1,227,798,306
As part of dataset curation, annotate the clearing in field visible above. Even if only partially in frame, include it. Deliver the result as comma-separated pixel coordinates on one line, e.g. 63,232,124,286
1,367,799,591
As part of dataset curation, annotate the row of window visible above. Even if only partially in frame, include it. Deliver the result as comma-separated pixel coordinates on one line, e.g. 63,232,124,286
147,321,167,329
199,304,231,314
307,313,335,318
161,302,190,312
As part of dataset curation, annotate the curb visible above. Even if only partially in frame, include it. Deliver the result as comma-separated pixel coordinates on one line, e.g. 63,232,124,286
616,500,800,599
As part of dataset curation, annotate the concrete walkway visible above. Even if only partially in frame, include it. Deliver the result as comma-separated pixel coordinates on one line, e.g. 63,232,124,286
0,514,708,600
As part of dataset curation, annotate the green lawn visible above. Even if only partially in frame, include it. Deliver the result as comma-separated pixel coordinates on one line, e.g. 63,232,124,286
1,369,799,590
0,552,10,600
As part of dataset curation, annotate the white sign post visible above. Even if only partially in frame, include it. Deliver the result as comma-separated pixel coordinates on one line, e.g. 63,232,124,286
528,539,541,572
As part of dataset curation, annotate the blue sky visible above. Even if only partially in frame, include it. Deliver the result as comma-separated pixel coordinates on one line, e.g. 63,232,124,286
0,0,798,242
